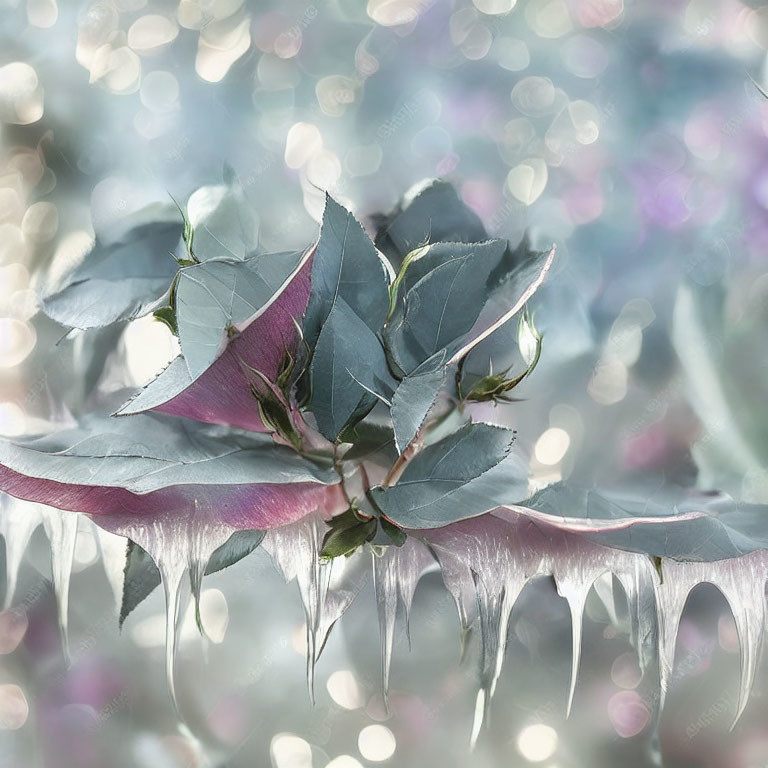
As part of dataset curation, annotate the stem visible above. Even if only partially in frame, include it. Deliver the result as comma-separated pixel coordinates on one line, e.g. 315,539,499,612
333,444,354,508
382,399,465,487
358,463,372,494
383,437,421,487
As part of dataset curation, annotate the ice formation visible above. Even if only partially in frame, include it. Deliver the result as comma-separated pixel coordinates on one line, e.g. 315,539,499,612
1,498,766,739
94,504,235,712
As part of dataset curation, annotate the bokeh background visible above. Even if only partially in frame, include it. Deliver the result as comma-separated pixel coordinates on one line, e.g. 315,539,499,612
2,0,768,765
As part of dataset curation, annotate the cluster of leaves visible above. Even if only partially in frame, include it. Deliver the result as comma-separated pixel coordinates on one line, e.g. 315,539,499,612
0,175,554,621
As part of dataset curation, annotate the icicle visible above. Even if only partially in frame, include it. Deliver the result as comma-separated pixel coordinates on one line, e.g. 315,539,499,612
551,538,618,718
427,515,531,743
592,573,622,628
556,578,589,717
97,509,234,712
469,689,486,750
429,509,660,742
427,516,518,660
721,553,768,727
93,524,129,613
187,505,217,639
0,494,42,611
316,548,369,659
263,515,327,702
160,555,186,709
264,516,372,700
469,572,515,745
614,558,659,676
41,506,79,664
370,538,434,702
373,549,398,702
301,526,324,704
655,551,768,726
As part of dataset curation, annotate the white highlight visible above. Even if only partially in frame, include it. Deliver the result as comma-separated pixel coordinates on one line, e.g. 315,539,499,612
516,724,558,762
358,725,396,762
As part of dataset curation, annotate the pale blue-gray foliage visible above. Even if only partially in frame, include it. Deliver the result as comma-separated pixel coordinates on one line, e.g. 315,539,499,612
43,214,181,329
174,249,306,380
370,422,526,528
340,421,397,464
310,298,394,440
0,410,334,494
387,241,553,452
302,195,394,440
384,240,508,376
113,356,192,417
374,180,488,266
527,482,768,561
187,174,259,262
389,352,447,453
460,240,555,386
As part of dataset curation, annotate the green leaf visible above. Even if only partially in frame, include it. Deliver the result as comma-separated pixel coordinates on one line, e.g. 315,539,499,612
321,512,377,558
386,245,429,321
340,421,397,464
119,539,158,628
379,517,407,546
304,195,391,348
455,244,555,363
0,409,336,495
523,482,768,561
153,306,178,335
369,422,526,529
652,556,664,584
119,530,265,628
487,233,540,291
310,300,394,440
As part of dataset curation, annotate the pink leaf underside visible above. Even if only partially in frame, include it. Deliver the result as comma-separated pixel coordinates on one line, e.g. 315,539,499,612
0,463,345,530
141,256,312,432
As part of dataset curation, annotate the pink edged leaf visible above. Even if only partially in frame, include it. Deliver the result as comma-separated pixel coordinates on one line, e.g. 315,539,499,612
174,248,313,380
505,482,768,561
446,243,556,365
387,244,556,454
0,411,342,531
115,249,313,432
